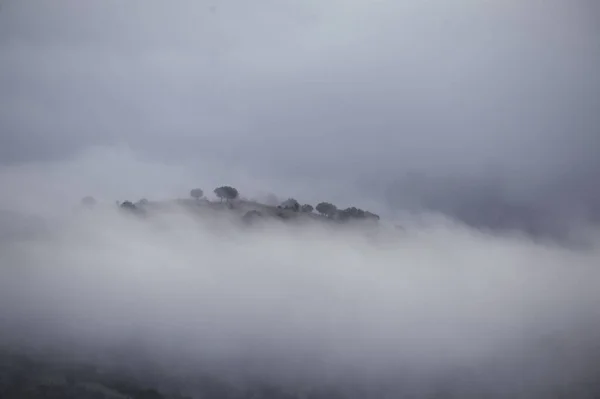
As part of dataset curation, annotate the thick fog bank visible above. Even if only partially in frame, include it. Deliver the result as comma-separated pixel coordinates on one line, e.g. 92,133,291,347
1,207,599,397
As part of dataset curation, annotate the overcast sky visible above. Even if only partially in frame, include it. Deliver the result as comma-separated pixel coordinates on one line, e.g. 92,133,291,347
0,0,598,210
1,4,600,394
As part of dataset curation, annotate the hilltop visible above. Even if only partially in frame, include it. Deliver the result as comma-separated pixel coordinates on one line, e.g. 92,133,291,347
100,185,381,227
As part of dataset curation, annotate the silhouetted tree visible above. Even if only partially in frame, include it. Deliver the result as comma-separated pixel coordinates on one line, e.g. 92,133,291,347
279,198,300,212
242,210,263,225
214,186,239,203
119,201,146,216
120,201,136,210
190,188,204,200
365,211,380,220
337,207,380,222
316,202,337,217
119,201,136,214
301,204,314,213
340,207,366,220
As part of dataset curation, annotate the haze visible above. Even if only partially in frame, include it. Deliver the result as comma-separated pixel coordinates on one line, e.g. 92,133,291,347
1,0,599,397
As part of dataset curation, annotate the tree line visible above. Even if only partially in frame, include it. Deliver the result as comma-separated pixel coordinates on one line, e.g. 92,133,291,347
83,185,380,222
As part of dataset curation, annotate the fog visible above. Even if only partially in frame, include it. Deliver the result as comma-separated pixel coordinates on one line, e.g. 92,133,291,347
2,0,599,236
1,154,600,396
1,0,599,397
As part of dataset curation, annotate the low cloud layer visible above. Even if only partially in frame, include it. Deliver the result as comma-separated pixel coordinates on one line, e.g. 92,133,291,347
1,1,599,396
1,196,600,397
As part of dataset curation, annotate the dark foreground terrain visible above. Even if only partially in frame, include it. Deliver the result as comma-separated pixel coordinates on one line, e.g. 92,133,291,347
0,349,349,399
2,348,600,399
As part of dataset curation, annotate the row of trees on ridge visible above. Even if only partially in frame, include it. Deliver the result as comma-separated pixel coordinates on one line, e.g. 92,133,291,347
84,185,379,222
188,186,379,221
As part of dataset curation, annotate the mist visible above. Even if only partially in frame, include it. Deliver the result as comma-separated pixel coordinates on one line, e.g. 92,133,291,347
2,0,599,236
1,0,600,397
1,151,600,397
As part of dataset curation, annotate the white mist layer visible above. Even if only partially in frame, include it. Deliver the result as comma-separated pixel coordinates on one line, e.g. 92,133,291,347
1,206,599,393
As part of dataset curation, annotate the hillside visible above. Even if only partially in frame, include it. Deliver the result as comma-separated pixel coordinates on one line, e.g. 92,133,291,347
112,193,380,228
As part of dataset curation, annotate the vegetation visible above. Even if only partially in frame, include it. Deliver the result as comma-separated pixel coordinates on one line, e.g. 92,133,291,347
0,350,187,399
110,186,380,226
118,200,146,216
279,198,300,212
189,188,204,200
214,186,239,203
0,349,349,399
119,201,137,210
242,210,263,225
315,202,337,218
300,204,313,213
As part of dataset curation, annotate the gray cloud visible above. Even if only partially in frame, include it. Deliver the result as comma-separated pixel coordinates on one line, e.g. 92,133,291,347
1,3,599,393
1,1,598,183
0,2,599,245
1,206,600,397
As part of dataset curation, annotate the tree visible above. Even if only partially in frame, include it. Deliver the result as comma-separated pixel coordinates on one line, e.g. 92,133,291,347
120,200,146,216
365,211,380,220
279,198,300,212
120,201,136,210
301,204,314,213
214,186,239,202
242,210,263,225
338,207,380,222
316,202,337,217
190,188,204,200
136,198,149,207
340,207,366,220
